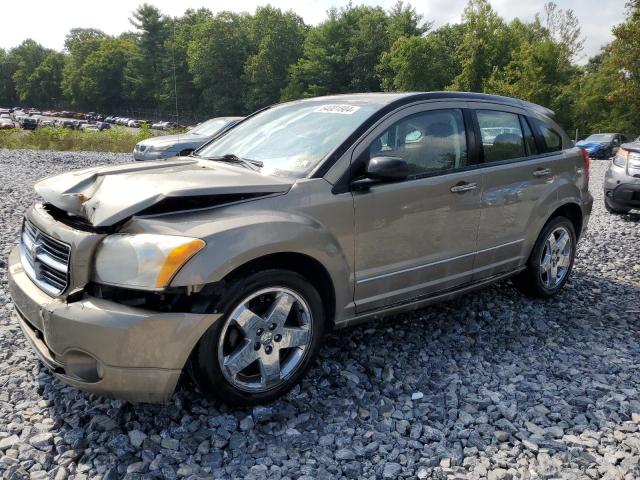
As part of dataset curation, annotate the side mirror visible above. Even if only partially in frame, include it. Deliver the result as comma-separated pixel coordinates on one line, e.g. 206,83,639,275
366,156,410,180
352,156,409,190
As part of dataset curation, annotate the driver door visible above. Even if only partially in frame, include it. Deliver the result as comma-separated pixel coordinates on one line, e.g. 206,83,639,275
352,104,484,313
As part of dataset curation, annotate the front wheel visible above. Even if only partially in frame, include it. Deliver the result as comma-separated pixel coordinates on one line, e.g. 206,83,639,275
513,216,576,298
193,269,325,405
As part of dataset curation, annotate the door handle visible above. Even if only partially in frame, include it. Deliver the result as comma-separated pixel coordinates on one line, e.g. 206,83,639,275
533,168,552,177
450,182,478,193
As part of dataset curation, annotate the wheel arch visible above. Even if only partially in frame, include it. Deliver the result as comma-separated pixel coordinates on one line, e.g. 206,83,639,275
547,202,583,239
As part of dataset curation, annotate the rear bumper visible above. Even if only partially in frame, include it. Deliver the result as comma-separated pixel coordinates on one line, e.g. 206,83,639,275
8,246,221,403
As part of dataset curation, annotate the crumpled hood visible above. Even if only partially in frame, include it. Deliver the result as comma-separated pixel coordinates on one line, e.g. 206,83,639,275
35,159,294,227
138,133,208,149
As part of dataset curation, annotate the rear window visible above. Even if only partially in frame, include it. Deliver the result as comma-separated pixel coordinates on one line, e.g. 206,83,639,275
531,118,563,153
476,110,526,162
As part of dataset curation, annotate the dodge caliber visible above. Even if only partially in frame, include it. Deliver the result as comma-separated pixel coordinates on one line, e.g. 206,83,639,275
8,92,593,404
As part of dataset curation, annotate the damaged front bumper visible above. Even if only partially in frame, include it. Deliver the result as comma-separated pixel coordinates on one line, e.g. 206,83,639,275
8,245,221,403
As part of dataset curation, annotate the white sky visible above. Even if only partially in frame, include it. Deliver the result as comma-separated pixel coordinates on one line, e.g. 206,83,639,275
2,0,627,63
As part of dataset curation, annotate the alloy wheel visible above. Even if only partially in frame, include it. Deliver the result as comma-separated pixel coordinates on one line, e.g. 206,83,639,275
217,287,313,392
539,226,573,289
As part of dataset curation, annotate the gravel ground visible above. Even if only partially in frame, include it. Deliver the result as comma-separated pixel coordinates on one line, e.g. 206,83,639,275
0,149,639,480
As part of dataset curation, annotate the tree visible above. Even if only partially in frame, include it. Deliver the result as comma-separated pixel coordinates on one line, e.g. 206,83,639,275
123,4,168,107
284,5,393,99
378,27,461,92
536,2,584,61
387,1,430,43
0,49,18,106
450,0,507,92
27,51,65,106
11,40,52,105
62,28,108,107
187,12,251,115
243,6,306,111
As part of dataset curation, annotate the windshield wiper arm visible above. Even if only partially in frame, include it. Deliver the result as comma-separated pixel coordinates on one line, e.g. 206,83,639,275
204,153,263,171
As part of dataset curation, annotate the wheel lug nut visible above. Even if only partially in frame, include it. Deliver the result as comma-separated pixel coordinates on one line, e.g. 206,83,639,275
274,334,282,342
256,328,263,336
269,323,277,331
265,345,273,354
254,342,261,351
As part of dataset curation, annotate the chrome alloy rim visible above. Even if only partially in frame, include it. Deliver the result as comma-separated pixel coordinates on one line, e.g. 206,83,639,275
539,226,573,288
217,287,313,392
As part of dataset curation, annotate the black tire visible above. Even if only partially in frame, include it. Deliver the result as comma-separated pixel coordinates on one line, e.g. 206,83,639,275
604,197,631,215
192,269,325,405
513,216,576,298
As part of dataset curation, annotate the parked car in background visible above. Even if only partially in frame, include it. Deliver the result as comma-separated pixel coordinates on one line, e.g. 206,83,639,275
19,117,38,130
151,121,178,130
604,139,640,214
81,124,100,132
576,133,627,159
55,119,77,129
133,116,242,160
127,119,141,128
8,92,592,404
0,108,11,116
39,120,55,127
28,109,42,116
0,114,15,129
95,121,111,131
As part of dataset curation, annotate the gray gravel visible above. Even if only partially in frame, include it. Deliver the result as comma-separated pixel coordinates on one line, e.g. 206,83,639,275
1,149,639,480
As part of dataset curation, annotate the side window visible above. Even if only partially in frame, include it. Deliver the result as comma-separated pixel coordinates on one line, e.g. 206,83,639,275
476,110,526,162
368,109,467,177
531,117,562,153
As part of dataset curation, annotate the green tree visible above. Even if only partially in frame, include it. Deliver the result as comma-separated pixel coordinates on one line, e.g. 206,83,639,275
187,12,251,115
124,4,168,107
450,0,508,92
62,28,108,107
11,40,53,105
243,6,306,111
387,1,430,43
284,5,393,99
27,51,65,106
0,49,18,106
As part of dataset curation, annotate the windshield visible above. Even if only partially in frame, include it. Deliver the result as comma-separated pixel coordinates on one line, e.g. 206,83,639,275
585,134,613,142
190,118,229,136
198,101,379,177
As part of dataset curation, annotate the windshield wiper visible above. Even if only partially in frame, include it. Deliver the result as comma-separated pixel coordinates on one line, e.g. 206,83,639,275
204,153,263,171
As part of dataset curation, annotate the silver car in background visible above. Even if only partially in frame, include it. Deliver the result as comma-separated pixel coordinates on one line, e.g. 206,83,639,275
603,139,640,213
133,117,242,160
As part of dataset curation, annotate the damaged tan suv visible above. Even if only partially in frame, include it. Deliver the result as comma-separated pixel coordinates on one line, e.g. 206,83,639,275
8,93,593,404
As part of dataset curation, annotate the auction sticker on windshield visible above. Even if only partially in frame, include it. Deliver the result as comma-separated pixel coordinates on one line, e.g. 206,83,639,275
314,104,361,114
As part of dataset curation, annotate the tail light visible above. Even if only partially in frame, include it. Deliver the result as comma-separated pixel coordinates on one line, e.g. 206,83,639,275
579,147,590,190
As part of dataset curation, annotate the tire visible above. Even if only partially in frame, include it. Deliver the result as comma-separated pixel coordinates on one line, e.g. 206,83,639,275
513,216,576,298
604,197,631,215
192,269,325,405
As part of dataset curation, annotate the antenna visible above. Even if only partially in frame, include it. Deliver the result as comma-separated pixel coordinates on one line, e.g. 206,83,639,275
171,17,179,131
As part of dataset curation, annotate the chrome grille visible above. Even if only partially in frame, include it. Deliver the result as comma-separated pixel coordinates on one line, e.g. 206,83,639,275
19,219,71,296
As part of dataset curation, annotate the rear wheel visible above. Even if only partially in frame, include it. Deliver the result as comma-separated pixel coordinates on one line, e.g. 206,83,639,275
193,269,325,405
604,197,631,215
514,216,576,298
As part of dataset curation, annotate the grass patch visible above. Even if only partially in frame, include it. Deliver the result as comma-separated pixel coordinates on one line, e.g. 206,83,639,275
0,125,155,153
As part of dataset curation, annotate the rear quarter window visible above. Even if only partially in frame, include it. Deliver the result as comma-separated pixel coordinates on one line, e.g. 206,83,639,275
531,118,563,153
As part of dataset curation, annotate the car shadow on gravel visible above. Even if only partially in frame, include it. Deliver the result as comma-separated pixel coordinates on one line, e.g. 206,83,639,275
31,269,640,477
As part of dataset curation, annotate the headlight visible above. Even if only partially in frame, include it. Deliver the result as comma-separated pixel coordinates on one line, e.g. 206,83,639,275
93,234,205,289
613,148,628,168
148,144,172,152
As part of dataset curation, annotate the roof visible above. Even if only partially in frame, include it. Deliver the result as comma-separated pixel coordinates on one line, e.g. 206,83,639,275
289,92,555,118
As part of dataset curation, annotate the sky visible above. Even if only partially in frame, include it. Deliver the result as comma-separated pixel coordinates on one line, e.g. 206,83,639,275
1,0,628,63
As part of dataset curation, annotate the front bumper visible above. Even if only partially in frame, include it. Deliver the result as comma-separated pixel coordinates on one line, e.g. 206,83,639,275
8,246,221,403
605,183,640,209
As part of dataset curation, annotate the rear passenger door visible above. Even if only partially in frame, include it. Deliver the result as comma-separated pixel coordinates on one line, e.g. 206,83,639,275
472,107,562,280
